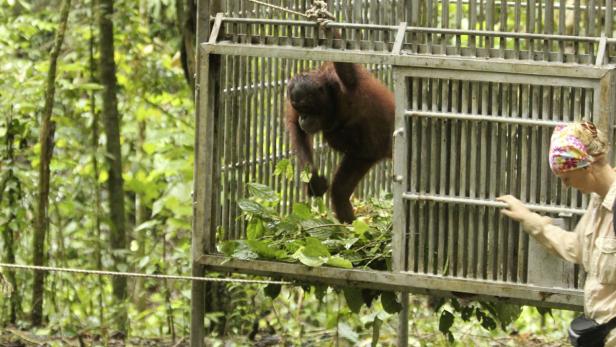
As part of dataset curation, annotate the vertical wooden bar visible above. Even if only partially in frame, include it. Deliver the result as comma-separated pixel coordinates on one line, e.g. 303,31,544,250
468,81,479,278
408,76,420,272
558,0,566,62
449,79,460,276
499,0,507,57
393,68,408,274
573,0,580,62
192,1,222,346
428,79,438,274
540,86,551,209
215,53,226,233
507,84,520,281
545,0,554,61
459,80,469,276
514,0,521,59
442,0,450,54
412,0,420,53
252,58,260,184
527,0,536,59
498,83,507,281
597,71,616,146
487,0,495,51
456,0,463,54
478,82,489,279
221,56,231,239
588,0,596,61
241,55,250,237
260,57,268,186
427,0,434,54
419,78,429,273
606,0,613,59
518,83,530,282
469,0,478,54
438,79,448,275
232,56,242,236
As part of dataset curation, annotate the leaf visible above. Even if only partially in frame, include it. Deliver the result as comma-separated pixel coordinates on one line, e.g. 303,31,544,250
292,248,325,267
492,303,522,329
75,82,104,90
292,203,312,219
380,292,402,314
314,285,328,301
326,256,352,269
246,219,265,240
300,167,311,183
343,287,364,314
461,306,474,321
247,183,279,203
352,219,370,236
536,306,552,317
371,317,382,347
338,322,359,343
230,242,259,260
134,220,159,233
480,314,497,331
246,240,282,260
219,240,239,256
264,284,281,299
303,237,330,257
98,170,109,183
238,199,265,214
439,310,455,334
274,159,294,180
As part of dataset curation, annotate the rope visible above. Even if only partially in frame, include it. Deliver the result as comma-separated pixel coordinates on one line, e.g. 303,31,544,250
248,0,308,18
305,0,335,25
248,0,336,25
0,263,291,287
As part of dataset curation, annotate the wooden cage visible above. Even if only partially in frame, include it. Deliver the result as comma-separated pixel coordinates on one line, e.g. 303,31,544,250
191,1,616,346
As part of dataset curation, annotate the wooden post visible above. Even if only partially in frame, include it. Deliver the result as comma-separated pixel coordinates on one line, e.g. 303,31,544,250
192,1,222,346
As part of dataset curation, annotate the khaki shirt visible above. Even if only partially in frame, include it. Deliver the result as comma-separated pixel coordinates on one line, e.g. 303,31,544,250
522,180,616,347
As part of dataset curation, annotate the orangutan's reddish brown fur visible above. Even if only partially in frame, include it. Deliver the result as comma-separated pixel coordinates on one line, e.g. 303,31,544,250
286,62,395,223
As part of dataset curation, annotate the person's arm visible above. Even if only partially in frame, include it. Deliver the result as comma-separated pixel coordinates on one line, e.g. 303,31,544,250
497,195,584,264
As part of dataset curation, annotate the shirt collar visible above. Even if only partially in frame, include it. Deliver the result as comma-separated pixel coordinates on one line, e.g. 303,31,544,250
600,179,616,211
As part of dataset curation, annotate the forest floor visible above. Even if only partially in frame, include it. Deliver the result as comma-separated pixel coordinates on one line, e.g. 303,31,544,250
0,330,569,347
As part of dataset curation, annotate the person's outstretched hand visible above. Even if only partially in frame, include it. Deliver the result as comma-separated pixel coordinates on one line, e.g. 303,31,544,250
497,195,533,222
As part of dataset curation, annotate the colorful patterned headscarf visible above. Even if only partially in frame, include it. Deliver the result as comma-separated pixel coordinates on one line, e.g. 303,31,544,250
549,124,593,175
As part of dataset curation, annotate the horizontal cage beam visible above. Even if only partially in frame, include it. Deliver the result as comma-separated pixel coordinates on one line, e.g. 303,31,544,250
402,193,586,216
200,255,583,310
201,44,613,78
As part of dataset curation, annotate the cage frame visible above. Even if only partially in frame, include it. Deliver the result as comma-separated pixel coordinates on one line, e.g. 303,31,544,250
191,2,616,346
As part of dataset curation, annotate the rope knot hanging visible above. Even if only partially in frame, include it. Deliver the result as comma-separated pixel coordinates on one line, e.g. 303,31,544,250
248,0,336,26
305,0,335,26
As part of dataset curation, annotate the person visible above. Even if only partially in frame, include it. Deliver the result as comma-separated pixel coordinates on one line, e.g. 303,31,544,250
497,121,616,347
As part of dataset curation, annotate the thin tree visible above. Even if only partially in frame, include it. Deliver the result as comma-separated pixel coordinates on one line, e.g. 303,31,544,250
177,0,196,91
89,0,106,339
32,0,72,326
97,0,128,334
1,111,22,324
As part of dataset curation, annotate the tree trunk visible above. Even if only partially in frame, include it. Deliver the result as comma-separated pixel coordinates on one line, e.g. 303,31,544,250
178,0,196,91
97,0,128,334
132,1,149,311
1,113,21,325
32,0,72,326
89,0,106,338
